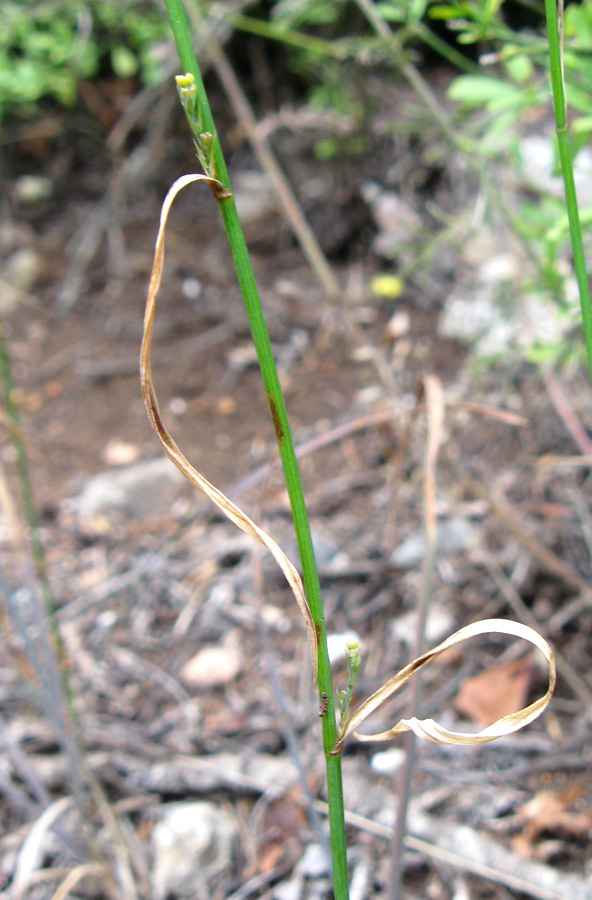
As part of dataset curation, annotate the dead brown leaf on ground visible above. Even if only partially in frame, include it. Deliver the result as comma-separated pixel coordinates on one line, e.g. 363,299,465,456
454,658,533,726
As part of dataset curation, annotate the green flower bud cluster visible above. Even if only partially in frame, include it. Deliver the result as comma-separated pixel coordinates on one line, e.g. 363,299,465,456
175,73,217,178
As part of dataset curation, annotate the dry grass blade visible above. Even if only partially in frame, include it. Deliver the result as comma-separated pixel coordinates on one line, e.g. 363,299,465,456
141,174,318,679
424,375,444,543
12,797,74,900
49,864,106,900
332,619,555,754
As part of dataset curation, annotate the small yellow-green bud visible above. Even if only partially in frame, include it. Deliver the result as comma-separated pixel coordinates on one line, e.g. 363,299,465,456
175,73,195,87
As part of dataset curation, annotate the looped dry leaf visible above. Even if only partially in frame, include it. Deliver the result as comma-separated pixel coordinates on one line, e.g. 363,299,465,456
141,174,318,680
331,618,555,755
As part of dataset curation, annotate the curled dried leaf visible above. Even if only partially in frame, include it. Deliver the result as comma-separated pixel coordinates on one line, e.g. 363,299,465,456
331,618,555,755
141,174,318,680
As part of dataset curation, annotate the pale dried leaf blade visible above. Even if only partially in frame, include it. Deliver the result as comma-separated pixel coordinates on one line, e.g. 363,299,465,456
140,175,318,679
424,375,444,473
424,374,444,539
332,619,555,753
13,796,75,899
49,864,107,900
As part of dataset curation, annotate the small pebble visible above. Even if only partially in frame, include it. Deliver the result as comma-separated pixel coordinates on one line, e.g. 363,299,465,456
296,843,330,879
180,646,242,689
371,747,405,774
386,309,411,339
169,397,187,416
14,175,53,204
181,277,202,300
327,631,361,665
96,611,118,629
274,879,302,900
2,247,44,293
102,438,141,467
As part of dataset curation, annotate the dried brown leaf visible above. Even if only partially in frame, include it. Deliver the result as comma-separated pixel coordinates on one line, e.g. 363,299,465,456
513,787,592,858
454,657,533,726
140,175,317,679
331,619,555,754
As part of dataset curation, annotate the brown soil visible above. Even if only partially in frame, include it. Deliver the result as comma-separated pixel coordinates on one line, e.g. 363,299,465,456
1,69,591,900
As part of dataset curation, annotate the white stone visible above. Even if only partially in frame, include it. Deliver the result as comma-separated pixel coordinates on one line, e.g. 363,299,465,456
74,457,186,525
152,802,237,900
391,606,455,647
386,310,411,340
14,175,53,204
295,843,330,878
371,747,406,774
102,438,141,467
233,170,277,225
274,879,303,900
327,631,361,665
389,517,478,570
477,253,519,285
362,181,422,257
438,294,500,344
2,247,44,293
180,645,242,689
181,277,202,300
520,135,592,206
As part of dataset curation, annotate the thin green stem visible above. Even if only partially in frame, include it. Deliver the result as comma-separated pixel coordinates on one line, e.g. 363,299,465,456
216,8,344,58
412,21,481,75
544,0,592,382
0,317,84,799
163,1,349,896
0,319,60,651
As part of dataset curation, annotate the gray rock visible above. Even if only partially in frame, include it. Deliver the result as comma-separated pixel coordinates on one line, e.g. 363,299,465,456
74,457,186,526
520,134,592,206
151,801,238,900
362,181,422,258
128,751,300,795
274,878,303,900
389,517,478,570
233,170,277,226
245,754,299,790
438,292,509,347
439,287,574,357
295,843,330,879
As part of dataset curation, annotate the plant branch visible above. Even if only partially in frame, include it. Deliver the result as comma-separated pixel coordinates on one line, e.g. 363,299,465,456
544,0,592,381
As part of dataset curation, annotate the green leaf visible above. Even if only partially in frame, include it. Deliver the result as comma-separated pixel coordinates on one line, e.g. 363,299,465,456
375,2,406,22
111,44,138,78
447,74,526,110
429,4,469,20
565,82,592,116
572,115,592,136
504,52,534,85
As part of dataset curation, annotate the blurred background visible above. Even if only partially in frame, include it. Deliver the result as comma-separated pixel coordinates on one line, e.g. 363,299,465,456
1,2,592,899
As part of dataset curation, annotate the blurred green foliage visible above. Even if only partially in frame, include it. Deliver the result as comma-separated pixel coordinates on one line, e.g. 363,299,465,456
5,0,592,364
0,0,168,121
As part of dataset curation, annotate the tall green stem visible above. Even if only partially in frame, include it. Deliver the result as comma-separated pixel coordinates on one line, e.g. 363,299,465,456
0,320,60,652
162,1,349,895
544,0,592,382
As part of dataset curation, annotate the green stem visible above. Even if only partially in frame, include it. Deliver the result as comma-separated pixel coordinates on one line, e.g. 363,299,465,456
0,320,60,648
163,1,349,896
0,317,81,785
544,0,592,382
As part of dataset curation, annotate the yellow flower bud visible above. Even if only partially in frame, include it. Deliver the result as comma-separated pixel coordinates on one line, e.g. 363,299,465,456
175,73,195,87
